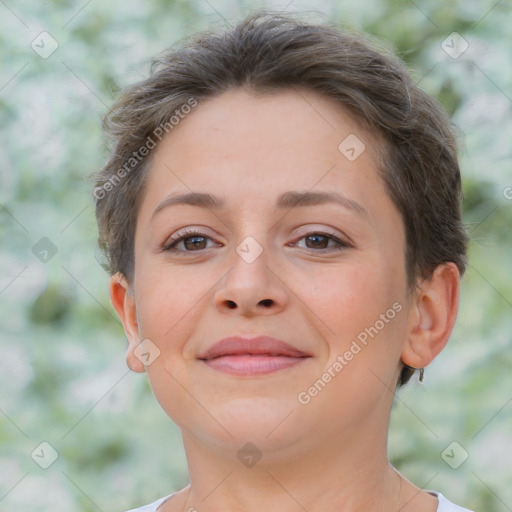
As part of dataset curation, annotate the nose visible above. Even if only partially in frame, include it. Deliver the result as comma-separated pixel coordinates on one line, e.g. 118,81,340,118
213,238,289,317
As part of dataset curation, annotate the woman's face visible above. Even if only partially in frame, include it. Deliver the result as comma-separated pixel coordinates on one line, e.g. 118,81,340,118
124,88,413,455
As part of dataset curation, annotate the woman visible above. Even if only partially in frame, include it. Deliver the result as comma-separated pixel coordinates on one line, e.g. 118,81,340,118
93,10,473,512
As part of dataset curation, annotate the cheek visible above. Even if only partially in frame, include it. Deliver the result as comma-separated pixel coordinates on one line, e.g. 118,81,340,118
299,257,406,370
134,265,187,337
299,262,391,329
134,261,219,348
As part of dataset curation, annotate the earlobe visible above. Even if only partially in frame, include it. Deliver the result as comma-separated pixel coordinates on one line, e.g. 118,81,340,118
109,273,146,373
401,262,460,370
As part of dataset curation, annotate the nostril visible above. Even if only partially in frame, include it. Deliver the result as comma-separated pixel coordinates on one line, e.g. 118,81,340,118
259,299,273,307
226,300,237,309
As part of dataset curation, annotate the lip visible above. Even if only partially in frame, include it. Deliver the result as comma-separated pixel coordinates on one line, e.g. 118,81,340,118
198,336,312,375
198,336,311,359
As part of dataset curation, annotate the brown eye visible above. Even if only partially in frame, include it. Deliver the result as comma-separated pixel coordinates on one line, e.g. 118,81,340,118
163,230,218,253
293,232,351,252
305,234,330,249
182,235,208,250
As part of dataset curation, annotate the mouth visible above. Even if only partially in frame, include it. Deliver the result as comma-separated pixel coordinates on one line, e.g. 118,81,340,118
198,336,312,376
202,354,310,375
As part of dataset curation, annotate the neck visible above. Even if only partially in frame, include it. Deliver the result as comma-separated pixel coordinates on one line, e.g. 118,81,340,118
180,423,401,512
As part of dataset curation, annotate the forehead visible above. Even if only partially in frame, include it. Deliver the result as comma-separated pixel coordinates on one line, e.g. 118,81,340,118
161,87,378,160
142,88,386,207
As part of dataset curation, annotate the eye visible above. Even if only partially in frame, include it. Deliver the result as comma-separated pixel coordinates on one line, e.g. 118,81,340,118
291,231,351,252
163,229,219,253
162,229,352,254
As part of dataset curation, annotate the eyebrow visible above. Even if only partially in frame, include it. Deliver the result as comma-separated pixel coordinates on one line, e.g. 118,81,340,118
152,190,368,219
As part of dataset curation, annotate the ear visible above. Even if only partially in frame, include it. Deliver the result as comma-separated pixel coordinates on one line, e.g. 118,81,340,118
110,272,145,373
401,262,460,370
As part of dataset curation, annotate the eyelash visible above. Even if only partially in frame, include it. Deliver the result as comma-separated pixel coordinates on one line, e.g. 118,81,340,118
162,229,352,254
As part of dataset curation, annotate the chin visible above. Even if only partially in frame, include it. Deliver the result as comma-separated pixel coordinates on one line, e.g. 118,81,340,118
181,396,306,454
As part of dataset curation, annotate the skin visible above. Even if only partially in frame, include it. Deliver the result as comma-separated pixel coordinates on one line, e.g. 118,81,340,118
110,87,460,512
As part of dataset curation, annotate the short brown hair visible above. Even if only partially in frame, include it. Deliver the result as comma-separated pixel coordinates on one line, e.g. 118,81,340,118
92,9,468,386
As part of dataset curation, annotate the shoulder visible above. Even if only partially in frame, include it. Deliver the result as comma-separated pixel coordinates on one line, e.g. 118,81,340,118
123,490,477,512
123,493,175,512
428,491,475,512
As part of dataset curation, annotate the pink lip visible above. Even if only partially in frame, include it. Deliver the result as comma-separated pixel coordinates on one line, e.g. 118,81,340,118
198,336,312,375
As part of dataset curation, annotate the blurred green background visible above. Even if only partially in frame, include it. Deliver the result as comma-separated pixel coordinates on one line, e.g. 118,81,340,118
0,0,510,511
